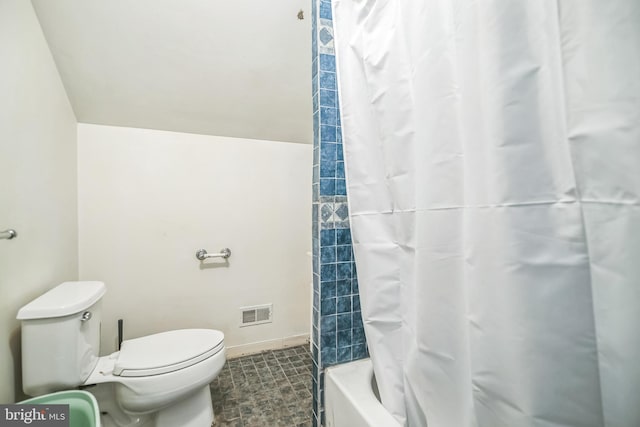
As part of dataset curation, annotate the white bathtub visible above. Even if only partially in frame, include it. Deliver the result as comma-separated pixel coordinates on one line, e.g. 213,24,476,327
325,358,402,427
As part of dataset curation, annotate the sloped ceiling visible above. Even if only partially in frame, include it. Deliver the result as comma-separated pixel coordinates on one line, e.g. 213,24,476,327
31,0,312,144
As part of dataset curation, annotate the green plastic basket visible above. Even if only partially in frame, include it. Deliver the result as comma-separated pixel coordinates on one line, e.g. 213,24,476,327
19,390,101,427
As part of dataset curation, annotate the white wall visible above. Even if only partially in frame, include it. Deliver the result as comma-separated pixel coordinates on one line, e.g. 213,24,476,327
0,0,78,403
78,124,311,355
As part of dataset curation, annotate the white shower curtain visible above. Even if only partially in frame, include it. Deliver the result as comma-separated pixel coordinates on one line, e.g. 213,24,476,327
332,1,640,426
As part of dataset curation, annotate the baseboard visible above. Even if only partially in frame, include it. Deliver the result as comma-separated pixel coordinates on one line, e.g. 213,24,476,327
226,333,310,359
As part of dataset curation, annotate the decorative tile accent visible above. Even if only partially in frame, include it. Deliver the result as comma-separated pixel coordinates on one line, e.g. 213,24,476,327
311,1,368,425
318,196,350,230
318,21,335,55
320,203,334,222
334,202,348,221
319,27,333,47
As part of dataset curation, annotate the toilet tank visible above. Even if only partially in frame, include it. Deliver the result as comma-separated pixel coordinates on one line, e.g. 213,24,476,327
17,281,106,396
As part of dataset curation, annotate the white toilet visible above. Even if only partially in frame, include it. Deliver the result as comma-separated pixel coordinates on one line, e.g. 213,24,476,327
17,281,226,427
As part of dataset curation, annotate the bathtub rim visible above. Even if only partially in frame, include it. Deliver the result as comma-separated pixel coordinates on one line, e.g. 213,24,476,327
325,358,402,427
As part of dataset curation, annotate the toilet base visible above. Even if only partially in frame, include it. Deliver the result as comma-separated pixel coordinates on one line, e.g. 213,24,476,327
88,384,214,427
156,387,213,427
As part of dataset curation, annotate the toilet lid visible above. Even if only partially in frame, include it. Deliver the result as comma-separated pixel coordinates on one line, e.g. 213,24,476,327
114,329,224,377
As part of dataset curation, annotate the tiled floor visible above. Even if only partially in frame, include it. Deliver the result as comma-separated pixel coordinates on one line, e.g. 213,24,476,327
211,345,313,427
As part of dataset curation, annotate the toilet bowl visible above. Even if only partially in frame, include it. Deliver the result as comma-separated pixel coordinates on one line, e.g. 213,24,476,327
86,329,225,426
18,281,226,427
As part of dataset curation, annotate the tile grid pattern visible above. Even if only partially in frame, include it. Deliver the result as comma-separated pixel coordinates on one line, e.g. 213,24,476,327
211,346,312,426
312,0,369,425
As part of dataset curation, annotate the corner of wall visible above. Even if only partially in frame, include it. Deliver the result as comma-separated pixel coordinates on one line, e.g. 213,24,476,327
0,0,78,403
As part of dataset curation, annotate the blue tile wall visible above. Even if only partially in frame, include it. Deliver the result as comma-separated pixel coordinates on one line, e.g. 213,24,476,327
311,1,368,425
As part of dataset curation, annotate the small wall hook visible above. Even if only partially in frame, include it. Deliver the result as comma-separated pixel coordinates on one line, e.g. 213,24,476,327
0,229,17,240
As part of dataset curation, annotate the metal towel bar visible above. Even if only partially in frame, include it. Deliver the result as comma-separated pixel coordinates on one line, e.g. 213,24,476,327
196,248,231,261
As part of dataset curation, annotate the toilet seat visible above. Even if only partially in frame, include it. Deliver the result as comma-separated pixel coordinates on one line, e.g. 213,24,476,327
83,328,226,414
115,329,224,377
